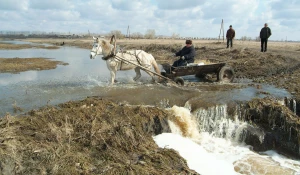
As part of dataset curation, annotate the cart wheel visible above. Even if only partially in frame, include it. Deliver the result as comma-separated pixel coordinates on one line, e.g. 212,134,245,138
174,77,184,86
217,66,235,83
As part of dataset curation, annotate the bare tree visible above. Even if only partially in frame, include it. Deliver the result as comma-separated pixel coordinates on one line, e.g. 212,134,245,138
109,30,125,39
241,36,252,41
131,32,143,39
255,36,260,42
144,29,156,39
171,33,180,39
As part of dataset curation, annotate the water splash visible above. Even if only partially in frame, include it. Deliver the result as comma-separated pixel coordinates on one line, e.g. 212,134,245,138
154,105,300,175
167,105,201,140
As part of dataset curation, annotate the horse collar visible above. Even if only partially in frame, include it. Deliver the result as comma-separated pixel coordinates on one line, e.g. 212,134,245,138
102,53,115,60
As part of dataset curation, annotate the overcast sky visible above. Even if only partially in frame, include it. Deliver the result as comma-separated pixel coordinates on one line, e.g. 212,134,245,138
0,0,299,41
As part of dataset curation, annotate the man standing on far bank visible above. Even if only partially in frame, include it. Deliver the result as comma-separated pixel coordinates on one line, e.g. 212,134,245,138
260,23,272,52
226,25,235,48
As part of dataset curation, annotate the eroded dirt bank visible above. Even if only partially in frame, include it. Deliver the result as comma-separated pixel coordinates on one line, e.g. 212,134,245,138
0,97,198,175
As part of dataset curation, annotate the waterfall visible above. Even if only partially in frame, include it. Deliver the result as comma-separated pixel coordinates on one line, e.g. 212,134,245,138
156,104,300,174
192,104,249,143
284,97,297,114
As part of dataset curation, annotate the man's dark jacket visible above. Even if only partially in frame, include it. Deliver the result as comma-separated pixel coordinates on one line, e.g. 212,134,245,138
175,45,196,63
226,29,235,39
260,27,272,39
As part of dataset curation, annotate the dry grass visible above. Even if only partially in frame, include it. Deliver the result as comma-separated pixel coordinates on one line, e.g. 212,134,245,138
0,57,68,73
0,97,198,175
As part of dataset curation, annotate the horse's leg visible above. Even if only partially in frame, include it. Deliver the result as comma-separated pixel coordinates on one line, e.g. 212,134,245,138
141,65,156,83
110,70,116,85
133,67,141,81
145,70,156,83
107,60,118,85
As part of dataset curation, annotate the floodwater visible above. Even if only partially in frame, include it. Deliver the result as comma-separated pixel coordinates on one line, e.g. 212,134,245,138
0,43,291,116
0,44,154,116
0,41,299,174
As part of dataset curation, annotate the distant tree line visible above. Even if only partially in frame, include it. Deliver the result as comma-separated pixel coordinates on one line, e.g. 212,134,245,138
0,30,266,42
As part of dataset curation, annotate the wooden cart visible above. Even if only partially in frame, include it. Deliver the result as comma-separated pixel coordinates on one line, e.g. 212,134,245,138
161,63,235,85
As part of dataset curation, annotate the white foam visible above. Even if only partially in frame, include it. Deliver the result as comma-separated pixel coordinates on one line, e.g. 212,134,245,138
154,105,300,175
154,133,238,175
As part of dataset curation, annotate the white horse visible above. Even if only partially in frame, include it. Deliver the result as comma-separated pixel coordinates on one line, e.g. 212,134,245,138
90,37,160,85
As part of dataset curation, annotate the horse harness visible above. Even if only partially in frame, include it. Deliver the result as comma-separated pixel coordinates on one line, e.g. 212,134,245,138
103,49,144,71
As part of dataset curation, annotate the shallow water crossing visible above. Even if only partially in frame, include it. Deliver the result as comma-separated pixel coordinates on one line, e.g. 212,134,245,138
0,41,299,174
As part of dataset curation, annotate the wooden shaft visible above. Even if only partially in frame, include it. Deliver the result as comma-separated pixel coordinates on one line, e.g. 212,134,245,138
113,55,172,81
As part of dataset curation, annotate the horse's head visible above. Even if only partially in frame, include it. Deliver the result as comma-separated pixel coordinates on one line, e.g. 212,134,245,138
90,36,103,59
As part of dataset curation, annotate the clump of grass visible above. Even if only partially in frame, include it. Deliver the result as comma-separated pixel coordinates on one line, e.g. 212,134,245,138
0,57,68,73
0,97,198,175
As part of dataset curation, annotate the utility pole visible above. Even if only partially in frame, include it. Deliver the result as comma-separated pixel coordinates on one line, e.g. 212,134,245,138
218,19,224,42
127,25,130,39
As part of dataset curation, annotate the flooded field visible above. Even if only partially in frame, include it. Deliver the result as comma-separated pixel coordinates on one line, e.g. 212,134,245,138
0,43,291,116
0,39,300,174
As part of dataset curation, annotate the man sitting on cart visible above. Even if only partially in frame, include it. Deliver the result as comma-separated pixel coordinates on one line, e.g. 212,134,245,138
172,39,196,67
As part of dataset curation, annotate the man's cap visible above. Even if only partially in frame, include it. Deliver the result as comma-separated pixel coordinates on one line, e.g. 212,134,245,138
229,25,232,27
186,40,192,44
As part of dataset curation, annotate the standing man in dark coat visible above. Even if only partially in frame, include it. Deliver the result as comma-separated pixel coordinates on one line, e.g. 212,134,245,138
226,25,235,48
260,23,272,52
172,40,196,67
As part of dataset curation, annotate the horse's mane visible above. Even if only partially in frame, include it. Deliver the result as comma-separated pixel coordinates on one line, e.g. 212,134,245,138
100,40,113,57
